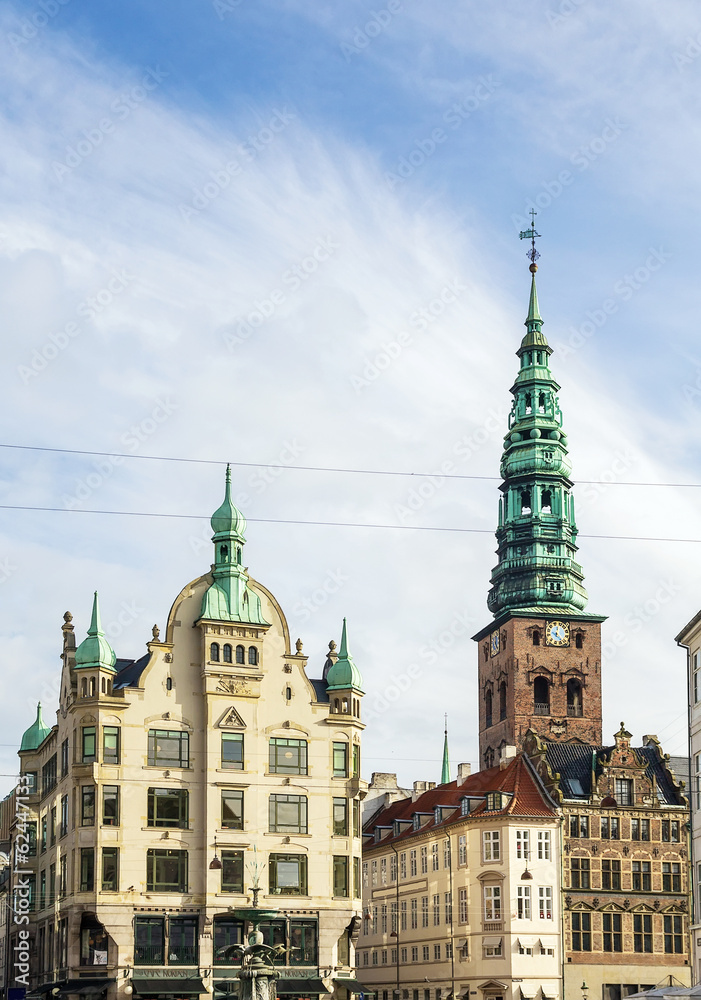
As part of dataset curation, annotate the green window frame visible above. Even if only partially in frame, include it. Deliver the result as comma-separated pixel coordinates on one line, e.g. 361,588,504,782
103,726,120,764
80,848,95,892
213,917,245,965
134,917,165,966
102,786,119,826
269,854,308,895
353,857,361,898
146,849,188,892
169,916,198,966
222,789,244,830
147,729,189,768
289,920,317,966
269,738,308,775
333,742,348,777
81,786,95,826
147,788,189,828
221,850,244,893
333,855,349,897
102,847,119,891
82,726,96,763
222,733,244,770
353,799,360,837
352,743,360,777
269,794,307,834
333,798,348,836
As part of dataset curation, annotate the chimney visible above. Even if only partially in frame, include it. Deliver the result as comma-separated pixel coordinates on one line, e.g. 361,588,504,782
412,780,436,801
456,763,472,786
499,745,517,769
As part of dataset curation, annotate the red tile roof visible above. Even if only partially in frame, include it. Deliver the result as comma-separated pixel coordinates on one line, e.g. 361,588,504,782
363,754,556,849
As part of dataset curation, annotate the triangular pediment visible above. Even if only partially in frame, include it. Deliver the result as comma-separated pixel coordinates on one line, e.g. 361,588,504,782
217,706,246,729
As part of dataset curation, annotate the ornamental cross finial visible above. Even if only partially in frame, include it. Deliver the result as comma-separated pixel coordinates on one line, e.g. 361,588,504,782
519,209,541,272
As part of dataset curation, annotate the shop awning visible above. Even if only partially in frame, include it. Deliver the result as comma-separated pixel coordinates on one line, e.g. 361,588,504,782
277,979,331,995
519,984,539,1000
517,937,537,949
132,979,206,997
333,981,366,993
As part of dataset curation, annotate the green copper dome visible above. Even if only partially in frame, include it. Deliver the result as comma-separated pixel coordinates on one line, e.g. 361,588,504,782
326,619,364,692
200,467,269,625
20,703,52,751
487,268,590,618
74,592,117,671
211,465,247,539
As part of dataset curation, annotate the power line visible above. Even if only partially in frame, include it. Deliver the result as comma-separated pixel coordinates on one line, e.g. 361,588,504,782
1,501,701,544
1,441,700,490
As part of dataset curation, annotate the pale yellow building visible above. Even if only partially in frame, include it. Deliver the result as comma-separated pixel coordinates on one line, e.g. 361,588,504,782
358,751,562,1000
8,470,366,1000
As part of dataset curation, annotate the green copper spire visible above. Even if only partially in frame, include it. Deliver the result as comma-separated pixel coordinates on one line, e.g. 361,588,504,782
326,618,364,692
441,716,450,784
200,466,269,624
74,592,117,671
20,703,52,752
487,237,592,619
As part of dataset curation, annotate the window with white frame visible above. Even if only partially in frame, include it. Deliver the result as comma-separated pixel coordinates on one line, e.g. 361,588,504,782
390,854,397,881
483,885,501,921
421,896,429,927
537,830,551,860
432,843,439,870
461,798,470,816
391,902,398,933
433,894,440,925
400,853,407,879
445,892,452,924
484,939,501,957
517,885,531,919
411,898,418,929
443,840,451,868
421,845,428,873
400,900,407,931
538,886,553,920
694,651,700,703
380,858,387,884
381,904,387,933
516,830,530,859
458,834,467,866
410,849,417,876
483,830,500,861
371,860,377,886
362,862,368,888
458,887,468,923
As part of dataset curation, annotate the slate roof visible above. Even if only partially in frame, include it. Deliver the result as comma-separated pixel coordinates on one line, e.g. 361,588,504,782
543,742,683,805
363,755,556,847
309,678,329,703
112,654,150,690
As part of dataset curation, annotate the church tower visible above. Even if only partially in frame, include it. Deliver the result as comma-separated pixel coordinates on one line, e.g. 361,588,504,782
474,224,606,767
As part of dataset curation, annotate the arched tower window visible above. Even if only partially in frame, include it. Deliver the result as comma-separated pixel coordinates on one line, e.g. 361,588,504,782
235,645,245,664
248,647,258,666
575,632,584,649
520,490,531,515
534,676,549,715
525,392,532,414
499,681,507,721
101,677,106,694
532,628,541,646
541,489,552,513
81,678,87,698
220,544,228,561
484,747,495,768
485,688,493,729
567,679,583,717
236,547,242,564
333,698,340,714
89,677,96,697
210,642,220,662
538,391,546,412
223,644,232,663
342,698,349,714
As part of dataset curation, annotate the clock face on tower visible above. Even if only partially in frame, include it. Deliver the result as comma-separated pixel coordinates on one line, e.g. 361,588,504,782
545,620,570,646
490,630,500,656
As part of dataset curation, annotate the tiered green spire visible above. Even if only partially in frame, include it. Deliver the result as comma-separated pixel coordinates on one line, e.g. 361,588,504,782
200,466,269,624
326,619,364,692
441,716,450,784
74,592,117,671
487,238,589,619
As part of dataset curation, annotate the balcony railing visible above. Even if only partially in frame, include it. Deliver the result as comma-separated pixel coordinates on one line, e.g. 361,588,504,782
168,945,198,966
534,703,550,716
567,705,583,717
483,921,502,932
134,945,164,966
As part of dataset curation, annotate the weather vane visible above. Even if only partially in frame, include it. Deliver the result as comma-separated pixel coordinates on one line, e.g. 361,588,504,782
519,208,541,273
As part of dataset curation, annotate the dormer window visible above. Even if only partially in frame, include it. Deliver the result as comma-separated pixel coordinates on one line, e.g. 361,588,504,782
434,807,441,824
461,798,470,816
485,792,502,811
413,815,420,831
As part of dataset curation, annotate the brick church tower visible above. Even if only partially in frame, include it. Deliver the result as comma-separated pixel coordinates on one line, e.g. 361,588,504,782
474,232,605,768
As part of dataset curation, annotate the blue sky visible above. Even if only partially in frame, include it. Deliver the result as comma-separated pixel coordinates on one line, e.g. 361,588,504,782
1,0,701,794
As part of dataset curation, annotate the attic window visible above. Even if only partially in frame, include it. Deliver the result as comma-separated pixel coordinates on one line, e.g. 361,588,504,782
413,814,421,831
485,792,502,811
461,798,470,816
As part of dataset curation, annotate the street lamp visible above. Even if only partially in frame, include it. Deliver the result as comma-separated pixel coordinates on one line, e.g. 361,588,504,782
581,983,589,1000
